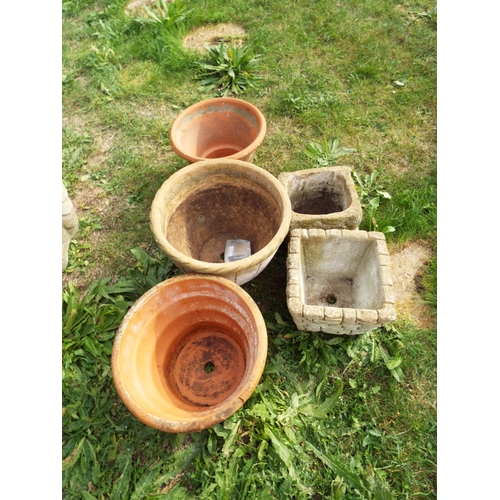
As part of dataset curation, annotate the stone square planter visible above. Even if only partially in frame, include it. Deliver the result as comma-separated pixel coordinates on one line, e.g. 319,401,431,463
286,228,396,335
278,166,362,231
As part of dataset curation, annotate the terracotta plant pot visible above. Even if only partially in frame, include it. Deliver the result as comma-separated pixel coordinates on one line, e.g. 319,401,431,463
112,274,268,433
150,159,292,285
169,97,266,163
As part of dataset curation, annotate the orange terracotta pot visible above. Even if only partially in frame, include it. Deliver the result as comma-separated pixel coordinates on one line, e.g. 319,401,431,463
112,274,268,433
169,97,266,163
150,159,292,285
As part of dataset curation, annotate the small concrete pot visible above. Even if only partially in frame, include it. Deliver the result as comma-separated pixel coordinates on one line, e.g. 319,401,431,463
150,159,292,285
286,228,396,335
278,166,362,231
169,97,266,163
112,274,268,433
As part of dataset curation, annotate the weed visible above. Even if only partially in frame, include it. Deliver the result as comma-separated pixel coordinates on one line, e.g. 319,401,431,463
87,45,119,70
304,138,357,167
133,0,193,27
381,180,437,242
352,170,395,234
62,0,94,16
279,90,339,115
90,19,120,42
408,7,437,28
65,239,93,274
197,42,262,96
64,214,103,274
342,325,405,383
62,129,94,193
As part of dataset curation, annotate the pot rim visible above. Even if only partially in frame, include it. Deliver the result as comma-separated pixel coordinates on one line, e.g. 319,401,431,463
169,97,267,163
150,159,292,276
112,274,268,433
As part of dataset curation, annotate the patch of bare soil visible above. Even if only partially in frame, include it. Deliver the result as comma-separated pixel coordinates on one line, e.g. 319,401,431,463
388,240,435,329
182,23,247,53
63,114,119,170
124,0,157,16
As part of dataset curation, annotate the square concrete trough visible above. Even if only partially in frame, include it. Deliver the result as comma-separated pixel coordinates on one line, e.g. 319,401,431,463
286,228,397,335
278,166,362,231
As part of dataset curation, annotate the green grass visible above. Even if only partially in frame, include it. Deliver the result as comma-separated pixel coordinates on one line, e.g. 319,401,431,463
62,0,437,497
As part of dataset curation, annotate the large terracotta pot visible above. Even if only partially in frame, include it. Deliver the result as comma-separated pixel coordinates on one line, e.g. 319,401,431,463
150,159,292,285
112,274,268,433
169,97,266,163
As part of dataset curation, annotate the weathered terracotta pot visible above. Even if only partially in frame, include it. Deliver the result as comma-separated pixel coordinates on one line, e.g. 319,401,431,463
112,274,268,433
150,159,292,285
169,97,266,163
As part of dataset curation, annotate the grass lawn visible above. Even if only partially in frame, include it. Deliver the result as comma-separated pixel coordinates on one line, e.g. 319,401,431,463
62,0,437,498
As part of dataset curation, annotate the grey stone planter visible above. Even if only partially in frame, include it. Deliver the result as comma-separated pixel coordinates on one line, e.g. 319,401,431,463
286,228,396,335
278,166,362,231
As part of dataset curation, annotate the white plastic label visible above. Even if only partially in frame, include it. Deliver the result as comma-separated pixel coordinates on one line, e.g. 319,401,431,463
224,239,251,263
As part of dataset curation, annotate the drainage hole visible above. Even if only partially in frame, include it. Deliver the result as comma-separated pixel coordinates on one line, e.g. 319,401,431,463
204,361,215,373
220,252,225,261
326,294,337,305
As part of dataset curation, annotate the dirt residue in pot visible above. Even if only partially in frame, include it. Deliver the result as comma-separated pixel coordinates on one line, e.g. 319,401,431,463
168,329,246,407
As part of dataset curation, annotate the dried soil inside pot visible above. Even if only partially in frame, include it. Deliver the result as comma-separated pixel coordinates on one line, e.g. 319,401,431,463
292,188,346,215
167,181,281,263
167,329,246,407
287,170,351,215
150,159,292,285
279,167,362,231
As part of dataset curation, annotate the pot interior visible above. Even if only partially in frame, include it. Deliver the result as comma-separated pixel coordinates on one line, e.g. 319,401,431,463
301,236,383,310
288,170,352,215
175,105,260,159
116,277,263,419
153,279,256,411
163,326,246,408
166,180,283,263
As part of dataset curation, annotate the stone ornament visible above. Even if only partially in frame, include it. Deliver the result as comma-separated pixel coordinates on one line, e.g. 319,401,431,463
62,183,79,271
